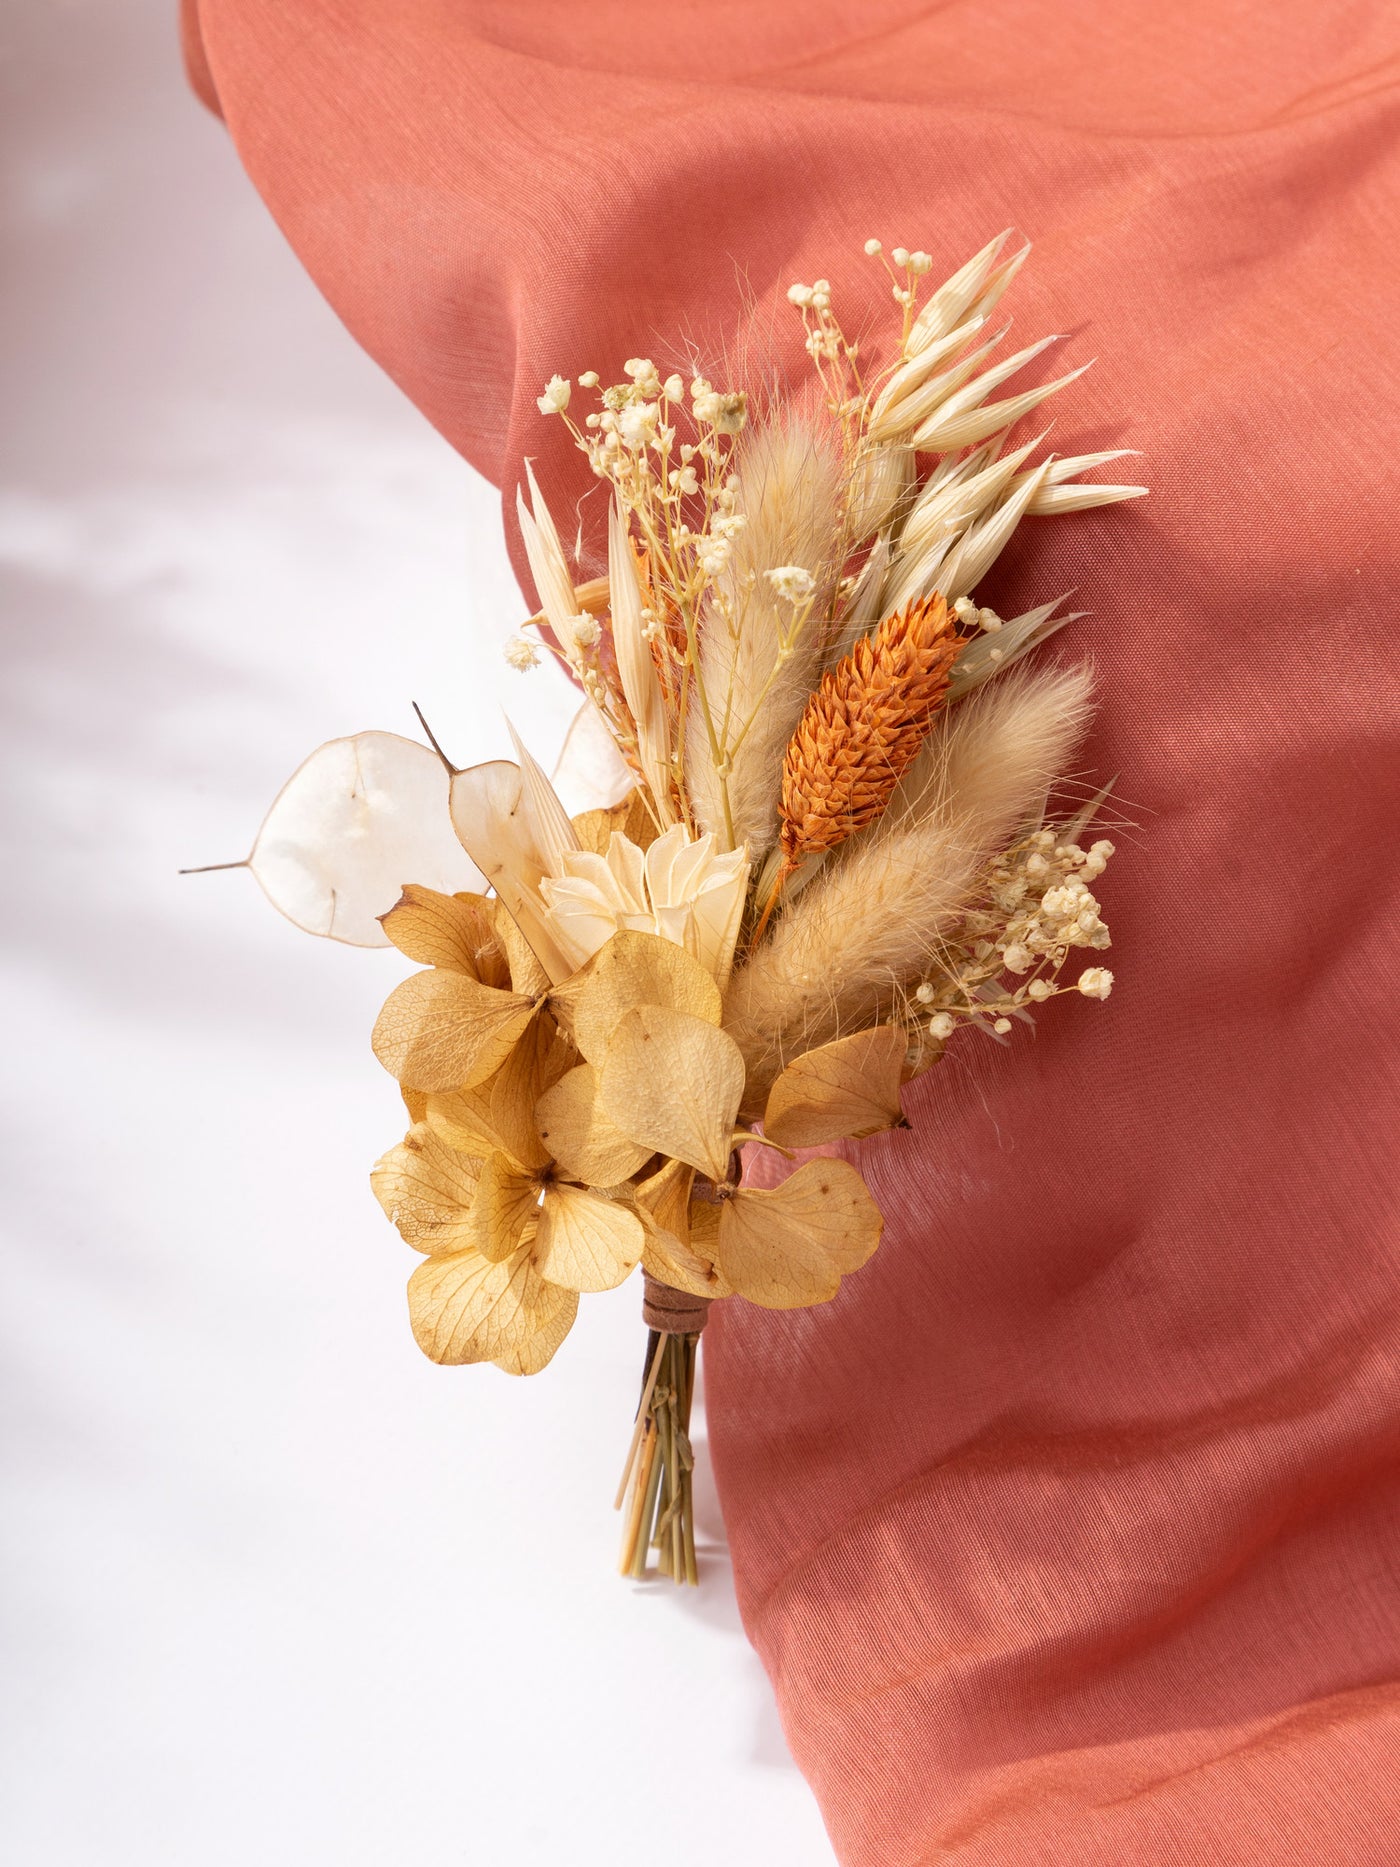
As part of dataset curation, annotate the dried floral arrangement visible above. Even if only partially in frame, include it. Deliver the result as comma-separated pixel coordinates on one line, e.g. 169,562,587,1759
195,234,1142,1583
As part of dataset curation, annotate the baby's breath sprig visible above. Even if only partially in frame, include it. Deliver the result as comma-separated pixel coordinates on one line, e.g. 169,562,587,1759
909,830,1117,1048
783,244,948,582
502,633,541,671
785,275,863,434
866,240,936,343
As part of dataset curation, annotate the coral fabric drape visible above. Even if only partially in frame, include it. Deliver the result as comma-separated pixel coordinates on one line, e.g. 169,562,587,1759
181,3,1400,1859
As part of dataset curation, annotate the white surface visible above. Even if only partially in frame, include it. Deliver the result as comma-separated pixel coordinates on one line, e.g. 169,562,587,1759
0,9,835,1863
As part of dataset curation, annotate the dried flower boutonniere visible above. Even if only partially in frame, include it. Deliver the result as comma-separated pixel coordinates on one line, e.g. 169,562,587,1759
191,234,1143,1582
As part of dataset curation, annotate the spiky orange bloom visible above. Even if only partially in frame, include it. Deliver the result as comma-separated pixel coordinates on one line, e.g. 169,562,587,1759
777,594,959,866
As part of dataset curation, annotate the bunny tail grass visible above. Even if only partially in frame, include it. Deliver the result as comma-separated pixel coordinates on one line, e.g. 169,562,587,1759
723,662,1095,1105
685,415,841,858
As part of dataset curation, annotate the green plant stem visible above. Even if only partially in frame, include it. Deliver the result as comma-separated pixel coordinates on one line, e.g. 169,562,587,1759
619,1329,701,1586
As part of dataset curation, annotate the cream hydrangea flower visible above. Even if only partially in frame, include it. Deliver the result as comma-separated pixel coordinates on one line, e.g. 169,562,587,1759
540,824,749,985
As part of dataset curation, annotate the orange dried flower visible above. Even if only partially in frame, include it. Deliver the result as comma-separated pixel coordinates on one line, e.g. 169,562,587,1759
777,594,959,866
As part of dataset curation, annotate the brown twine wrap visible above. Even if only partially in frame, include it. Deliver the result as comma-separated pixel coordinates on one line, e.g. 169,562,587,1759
641,1271,712,1336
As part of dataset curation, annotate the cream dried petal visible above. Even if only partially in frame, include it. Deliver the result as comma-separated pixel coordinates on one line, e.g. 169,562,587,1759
603,832,650,912
534,1063,654,1186
492,1279,579,1375
408,1242,545,1364
634,1155,695,1237
542,824,748,980
550,699,634,817
548,857,622,910
763,1026,909,1148
599,1006,744,1182
570,792,659,856
715,1160,883,1309
534,885,625,975
552,846,647,912
423,1081,501,1160
467,1151,544,1261
379,885,509,983
548,930,722,1066
246,732,484,947
653,902,693,953
491,899,552,999
370,1123,481,1255
371,970,536,1093
639,1198,731,1302
640,822,690,905
534,1183,645,1292
489,1016,572,1171
656,829,749,980
449,760,574,984
684,858,749,990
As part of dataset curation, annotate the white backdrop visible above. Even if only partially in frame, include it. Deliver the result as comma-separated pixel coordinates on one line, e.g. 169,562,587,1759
0,8,835,1862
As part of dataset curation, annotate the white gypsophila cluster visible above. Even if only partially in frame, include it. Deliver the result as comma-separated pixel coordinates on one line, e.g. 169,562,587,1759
910,831,1116,1047
784,258,937,369
787,277,846,363
533,358,751,630
788,246,934,384
503,634,541,670
536,374,571,416
952,595,1003,634
765,565,817,605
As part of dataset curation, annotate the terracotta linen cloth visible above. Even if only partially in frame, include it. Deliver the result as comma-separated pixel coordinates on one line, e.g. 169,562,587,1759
182,4,1400,1859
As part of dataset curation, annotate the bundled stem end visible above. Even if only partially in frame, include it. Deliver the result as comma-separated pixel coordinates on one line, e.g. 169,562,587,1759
616,1279,710,1585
